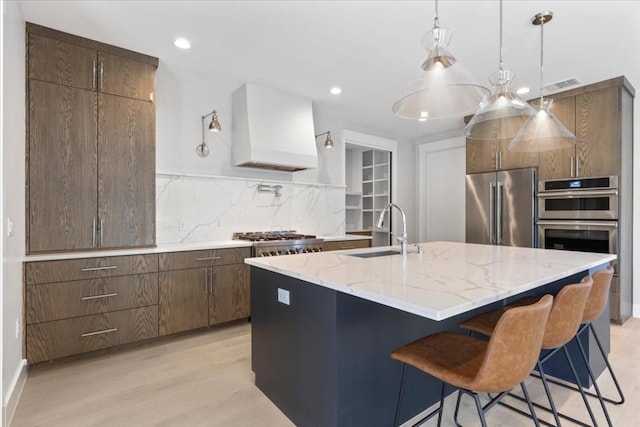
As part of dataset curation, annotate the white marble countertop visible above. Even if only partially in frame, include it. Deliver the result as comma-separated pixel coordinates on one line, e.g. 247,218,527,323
319,234,372,242
24,240,253,262
245,241,616,321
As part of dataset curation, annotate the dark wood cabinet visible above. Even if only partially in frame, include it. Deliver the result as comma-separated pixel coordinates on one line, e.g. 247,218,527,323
98,94,155,248
538,96,576,180
209,264,250,324
26,24,158,253
324,239,371,251
158,248,251,335
28,80,98,252
24,253,159,364
159,268,209,335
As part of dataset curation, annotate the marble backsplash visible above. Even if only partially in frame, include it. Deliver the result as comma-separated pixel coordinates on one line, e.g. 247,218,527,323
156,173,346,244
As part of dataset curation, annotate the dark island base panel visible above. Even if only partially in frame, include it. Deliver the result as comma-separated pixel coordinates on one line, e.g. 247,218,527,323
250,267,609,427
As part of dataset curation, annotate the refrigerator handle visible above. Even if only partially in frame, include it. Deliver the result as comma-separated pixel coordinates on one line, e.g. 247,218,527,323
489,182,496,244
496,182,503,245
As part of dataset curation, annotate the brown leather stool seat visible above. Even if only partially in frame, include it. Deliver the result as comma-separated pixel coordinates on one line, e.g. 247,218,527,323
391,294,553,427
459,276,596,427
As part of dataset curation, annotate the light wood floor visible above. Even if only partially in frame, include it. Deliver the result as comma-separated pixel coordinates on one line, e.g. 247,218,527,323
11,318,640,426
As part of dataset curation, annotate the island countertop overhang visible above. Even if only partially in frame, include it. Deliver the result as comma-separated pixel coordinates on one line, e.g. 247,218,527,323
245,241,616,321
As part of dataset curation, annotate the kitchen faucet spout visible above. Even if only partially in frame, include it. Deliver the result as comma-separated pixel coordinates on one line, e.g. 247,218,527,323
376,203,408,256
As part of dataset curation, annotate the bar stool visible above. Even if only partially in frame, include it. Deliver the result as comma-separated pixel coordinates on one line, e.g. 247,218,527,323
391,294,553,427
459,277,595,427
542,267,622,420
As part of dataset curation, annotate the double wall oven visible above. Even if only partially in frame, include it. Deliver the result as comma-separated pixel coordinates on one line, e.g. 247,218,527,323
537,176,619,311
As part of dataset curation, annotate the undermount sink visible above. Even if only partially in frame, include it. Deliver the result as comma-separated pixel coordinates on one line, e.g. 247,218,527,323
347,250,401,258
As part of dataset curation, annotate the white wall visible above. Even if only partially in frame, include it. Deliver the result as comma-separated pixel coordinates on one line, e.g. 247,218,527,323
1,0,26,423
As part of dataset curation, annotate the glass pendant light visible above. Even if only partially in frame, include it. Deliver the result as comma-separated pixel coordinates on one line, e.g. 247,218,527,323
508,12,577,152
464,0,536,140
392,0,489,120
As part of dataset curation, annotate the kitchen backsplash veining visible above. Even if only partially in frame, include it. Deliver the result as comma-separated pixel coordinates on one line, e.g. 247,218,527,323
156,173,345,244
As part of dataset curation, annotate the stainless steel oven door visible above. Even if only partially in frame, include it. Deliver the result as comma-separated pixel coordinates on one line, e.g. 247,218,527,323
538,189,618,220
537,220,618,270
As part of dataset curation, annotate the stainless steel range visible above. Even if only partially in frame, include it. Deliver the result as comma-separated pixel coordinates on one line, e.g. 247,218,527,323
233,231,324,257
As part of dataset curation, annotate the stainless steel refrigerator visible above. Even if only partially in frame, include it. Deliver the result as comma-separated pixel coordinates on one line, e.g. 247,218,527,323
465,168,536,247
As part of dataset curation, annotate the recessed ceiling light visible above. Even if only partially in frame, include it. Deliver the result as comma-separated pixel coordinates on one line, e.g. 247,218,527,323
517,87,530,95
330,87,342,95
174,38,191,49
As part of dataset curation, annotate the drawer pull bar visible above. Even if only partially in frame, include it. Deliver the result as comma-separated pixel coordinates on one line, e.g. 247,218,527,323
340,246,357,249
196,256,222,261
81,328,117,337
81,292,118,301
80,266,118,272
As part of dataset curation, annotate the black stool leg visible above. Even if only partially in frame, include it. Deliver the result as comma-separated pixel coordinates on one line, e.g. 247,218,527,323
562,346,598,427
575,334,613,426
588,322,625,404
472,392,489,427
537,361,563,427
394,364,408,427
437,382,445,427
521,381,541,427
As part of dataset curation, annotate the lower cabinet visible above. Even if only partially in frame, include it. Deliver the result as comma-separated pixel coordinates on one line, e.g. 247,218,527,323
24,246,250,363
27,306,158,363
158,248,251,336
24,254,159,364
324,238,371,251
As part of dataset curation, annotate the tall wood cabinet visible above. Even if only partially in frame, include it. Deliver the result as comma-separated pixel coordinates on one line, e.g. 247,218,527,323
26,24,157,253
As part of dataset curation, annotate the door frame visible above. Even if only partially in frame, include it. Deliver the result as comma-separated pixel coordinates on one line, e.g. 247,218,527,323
343,130,398,243
418,136,466,242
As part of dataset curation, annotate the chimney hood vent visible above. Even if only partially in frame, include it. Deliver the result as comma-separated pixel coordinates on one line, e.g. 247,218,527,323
232,83,318,172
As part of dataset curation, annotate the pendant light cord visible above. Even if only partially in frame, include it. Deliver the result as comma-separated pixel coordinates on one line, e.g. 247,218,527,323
433,0,439,29
539,17,545,104
499,0,503,72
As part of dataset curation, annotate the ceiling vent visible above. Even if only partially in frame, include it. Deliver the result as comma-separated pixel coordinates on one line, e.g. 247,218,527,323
542,77,582,94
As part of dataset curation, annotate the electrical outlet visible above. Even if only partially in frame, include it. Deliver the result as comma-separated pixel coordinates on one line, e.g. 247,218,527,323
178,220,185,231
277,288,290,305
15,319,19,339
7,217,14,237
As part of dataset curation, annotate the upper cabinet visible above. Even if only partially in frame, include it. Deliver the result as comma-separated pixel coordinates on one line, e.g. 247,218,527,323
26,23,158,253
467,77,633,181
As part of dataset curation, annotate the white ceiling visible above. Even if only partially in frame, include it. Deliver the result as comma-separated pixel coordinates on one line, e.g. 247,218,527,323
18,1,640,141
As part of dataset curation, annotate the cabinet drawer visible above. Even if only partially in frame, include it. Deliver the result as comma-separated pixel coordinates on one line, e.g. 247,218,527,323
27,306,158,363
25,254,159,285
26,273,158,324
324,239,371,251
159,247,251,271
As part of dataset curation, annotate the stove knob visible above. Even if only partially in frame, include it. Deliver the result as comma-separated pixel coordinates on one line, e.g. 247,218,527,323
317,247,323,252
271,251,278,256
278,250,286,255
258,252,265,257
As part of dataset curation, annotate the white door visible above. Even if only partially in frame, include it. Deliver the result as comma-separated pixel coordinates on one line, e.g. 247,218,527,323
419,137,466,242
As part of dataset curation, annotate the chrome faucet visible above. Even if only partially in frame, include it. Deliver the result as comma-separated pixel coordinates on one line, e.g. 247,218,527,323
376,203,408,256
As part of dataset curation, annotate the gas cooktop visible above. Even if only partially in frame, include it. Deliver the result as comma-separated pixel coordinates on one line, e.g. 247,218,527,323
232,231,317,242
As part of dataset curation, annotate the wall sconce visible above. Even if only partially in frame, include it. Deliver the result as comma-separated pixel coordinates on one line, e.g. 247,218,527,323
315,131,334,149
196,109,222,158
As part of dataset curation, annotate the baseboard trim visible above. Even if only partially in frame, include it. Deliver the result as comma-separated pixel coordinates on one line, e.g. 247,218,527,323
4,359,27,427
633,304,640,318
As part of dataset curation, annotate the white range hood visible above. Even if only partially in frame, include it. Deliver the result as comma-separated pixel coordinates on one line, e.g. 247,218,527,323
232,83,318,172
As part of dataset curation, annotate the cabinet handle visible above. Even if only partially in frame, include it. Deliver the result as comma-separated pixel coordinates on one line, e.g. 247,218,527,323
80,265,118,272
81,328,117,337
91,60,97,89
576,156,580,177
81,292,118,301
498,151,502,169
99,62,104,91
99,217,104,247
570,156,575,177
92,218,97,247
209,268,213,294
205,268,209,293
196,256,222,261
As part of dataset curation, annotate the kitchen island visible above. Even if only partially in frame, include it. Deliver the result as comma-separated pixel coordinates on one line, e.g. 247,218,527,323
247,242,616,427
